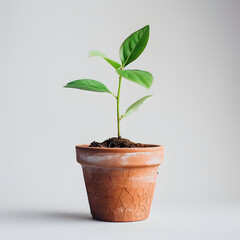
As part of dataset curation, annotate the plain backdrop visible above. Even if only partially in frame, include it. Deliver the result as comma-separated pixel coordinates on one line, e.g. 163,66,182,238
0,0,240,239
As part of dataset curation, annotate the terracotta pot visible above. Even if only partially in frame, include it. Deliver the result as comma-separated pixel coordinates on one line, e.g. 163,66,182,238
76,144,164,222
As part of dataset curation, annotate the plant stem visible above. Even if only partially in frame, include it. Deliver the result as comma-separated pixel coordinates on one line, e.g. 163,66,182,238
117,76,122,138
109,91,117,99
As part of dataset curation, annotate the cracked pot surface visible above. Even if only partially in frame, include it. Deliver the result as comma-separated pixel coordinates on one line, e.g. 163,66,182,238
76,144,164,222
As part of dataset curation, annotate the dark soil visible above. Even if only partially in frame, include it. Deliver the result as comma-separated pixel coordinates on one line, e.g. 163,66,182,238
89,137,145,148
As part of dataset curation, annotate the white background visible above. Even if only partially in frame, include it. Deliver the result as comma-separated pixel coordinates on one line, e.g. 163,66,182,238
0,0,240,239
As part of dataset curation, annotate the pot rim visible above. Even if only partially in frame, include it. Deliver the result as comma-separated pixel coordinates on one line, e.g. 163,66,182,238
76,144,164,153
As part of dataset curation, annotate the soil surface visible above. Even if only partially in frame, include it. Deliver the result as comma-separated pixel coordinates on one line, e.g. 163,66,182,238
89,137,145,148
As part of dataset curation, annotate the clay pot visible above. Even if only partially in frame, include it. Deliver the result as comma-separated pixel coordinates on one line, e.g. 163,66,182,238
76,144,164,222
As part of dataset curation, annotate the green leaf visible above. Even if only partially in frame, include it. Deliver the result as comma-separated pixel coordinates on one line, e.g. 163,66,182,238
119,25,150,67
64,79,111,93
116,69,153,88
89,50,107,58
89,50,121,69
104,58,121,69
121,95,152,119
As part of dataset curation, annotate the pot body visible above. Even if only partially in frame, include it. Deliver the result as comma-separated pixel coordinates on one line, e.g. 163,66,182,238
76,144,164,222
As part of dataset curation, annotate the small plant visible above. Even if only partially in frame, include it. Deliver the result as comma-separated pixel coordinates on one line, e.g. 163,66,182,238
64,25,153,138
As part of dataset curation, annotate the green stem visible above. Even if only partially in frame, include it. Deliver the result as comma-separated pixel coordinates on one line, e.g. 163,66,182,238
109,91,117,99
117,76,122,138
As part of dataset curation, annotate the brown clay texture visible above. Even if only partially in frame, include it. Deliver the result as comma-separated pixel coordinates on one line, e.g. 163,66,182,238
82,166,158,222
76,144,164,222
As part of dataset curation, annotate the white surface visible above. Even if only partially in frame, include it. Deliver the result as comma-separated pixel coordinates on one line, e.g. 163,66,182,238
0,0,240,239
1,203,239,240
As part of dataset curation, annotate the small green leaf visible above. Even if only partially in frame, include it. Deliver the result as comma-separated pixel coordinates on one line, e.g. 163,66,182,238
119,25,150,67
64,79,111,93
89,50,121,69
122,95,152,119
116,69,153,88
89,50,107,58
104,58,121,69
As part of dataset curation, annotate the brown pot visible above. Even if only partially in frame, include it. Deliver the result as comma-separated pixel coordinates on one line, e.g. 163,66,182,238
76,144,164,222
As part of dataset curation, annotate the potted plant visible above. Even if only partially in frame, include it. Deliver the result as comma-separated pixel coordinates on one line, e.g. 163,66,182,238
64,25,164,222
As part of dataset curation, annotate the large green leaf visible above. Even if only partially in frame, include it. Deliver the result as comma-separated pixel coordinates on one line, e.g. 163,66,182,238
64,79,111,93
116,69,153,88
119,25,150,67
89,50,121,69
121,95,152,119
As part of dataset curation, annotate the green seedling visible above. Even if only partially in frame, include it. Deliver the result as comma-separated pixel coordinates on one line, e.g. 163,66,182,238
64,25,153,137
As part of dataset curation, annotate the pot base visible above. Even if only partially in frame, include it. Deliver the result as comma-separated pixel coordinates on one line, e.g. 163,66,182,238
82,166,158,222
91,215,149,222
